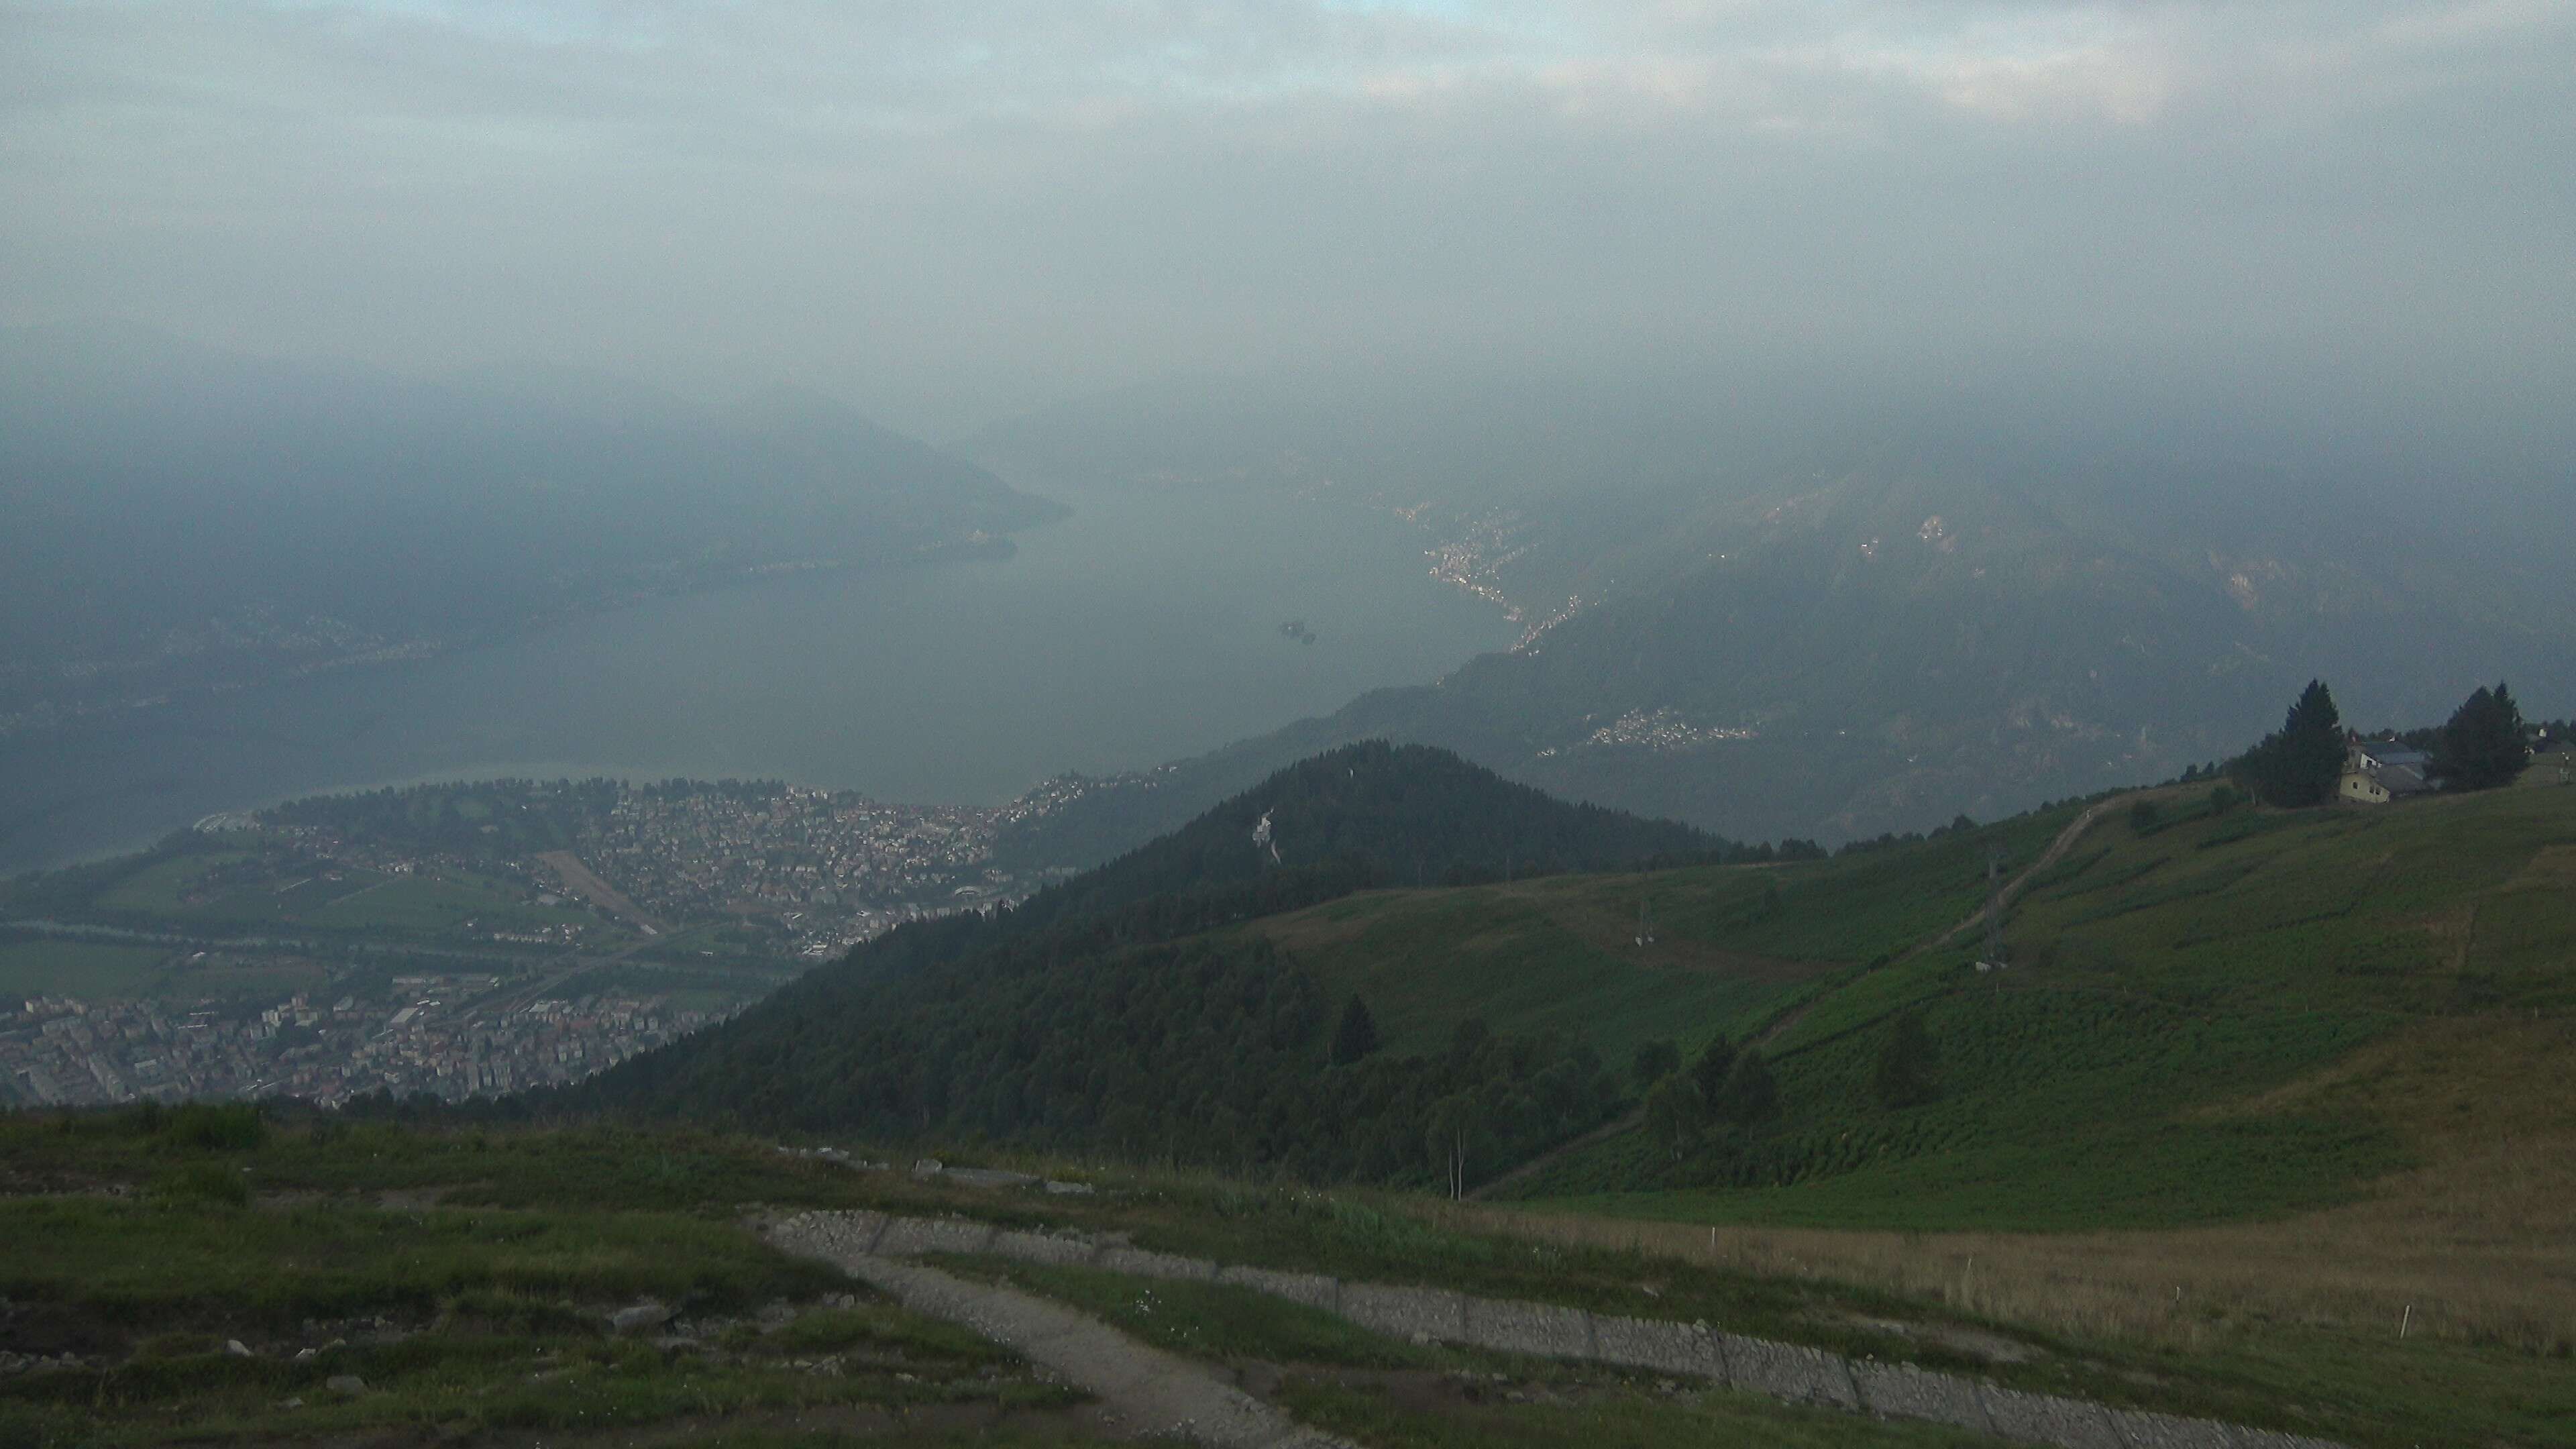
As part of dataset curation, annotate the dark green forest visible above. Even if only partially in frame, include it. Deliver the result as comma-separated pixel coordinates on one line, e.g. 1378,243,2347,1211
610,930,1621,1188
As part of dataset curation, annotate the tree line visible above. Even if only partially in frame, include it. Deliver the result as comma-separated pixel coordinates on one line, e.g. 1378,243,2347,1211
2231,678,2536,807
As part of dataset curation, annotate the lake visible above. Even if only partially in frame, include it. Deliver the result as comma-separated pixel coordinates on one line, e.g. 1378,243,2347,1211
0,485,1513,873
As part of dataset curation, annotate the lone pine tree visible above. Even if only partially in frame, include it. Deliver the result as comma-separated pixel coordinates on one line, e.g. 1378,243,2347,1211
1713,1049,1780,1130
1330,994,1381,1065
1872,1010,1941,1110
1690,1034,1737,1104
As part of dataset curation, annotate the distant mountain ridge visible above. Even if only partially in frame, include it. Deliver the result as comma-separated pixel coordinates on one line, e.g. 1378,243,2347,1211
975,380,2575,854
0,326,1065,731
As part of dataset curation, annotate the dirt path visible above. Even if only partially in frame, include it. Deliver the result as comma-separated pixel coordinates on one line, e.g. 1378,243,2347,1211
1931,794,2125,949
767,1224,1349,1448
782,1210,2326,1449
1466,1106,1642,1201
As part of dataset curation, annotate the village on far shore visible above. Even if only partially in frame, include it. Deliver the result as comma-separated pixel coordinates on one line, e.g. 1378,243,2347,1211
0,773,1104,1110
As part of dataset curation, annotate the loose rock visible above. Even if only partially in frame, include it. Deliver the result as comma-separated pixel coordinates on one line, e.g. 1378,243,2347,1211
610,1301,674,1334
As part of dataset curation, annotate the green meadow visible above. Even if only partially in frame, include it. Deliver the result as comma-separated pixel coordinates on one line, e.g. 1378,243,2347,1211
0,939,174,1000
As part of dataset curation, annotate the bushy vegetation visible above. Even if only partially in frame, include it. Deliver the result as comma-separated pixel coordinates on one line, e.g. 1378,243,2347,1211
0,1193,1069,1448
0,1197,843,1330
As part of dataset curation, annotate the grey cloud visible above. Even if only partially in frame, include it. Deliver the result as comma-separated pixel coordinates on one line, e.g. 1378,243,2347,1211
1,0,2568,435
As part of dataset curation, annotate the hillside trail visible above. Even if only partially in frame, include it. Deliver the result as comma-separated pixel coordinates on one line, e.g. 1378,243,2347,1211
1464,1106,1642,1201
767,1224,1350,1448
1743,790,2131,1053
1465,793,2129,1203
1928,792,2129,950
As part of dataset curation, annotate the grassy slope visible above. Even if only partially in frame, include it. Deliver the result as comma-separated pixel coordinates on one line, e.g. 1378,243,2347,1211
1218,780,2573,1445
1250,804,2084,1069
1379,784,2571,1230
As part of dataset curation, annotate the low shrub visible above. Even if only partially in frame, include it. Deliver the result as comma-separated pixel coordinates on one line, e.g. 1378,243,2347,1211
146,1161,251,1209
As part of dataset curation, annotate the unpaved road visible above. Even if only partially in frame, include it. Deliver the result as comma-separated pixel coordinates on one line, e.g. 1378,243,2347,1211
771,1228,1348,1448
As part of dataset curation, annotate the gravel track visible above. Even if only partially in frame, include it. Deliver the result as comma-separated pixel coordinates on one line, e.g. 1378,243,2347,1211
773,1210,2337,1449
769,1220,1350,1448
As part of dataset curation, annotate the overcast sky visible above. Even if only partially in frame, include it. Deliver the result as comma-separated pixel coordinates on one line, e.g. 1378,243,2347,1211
4,1,2571,437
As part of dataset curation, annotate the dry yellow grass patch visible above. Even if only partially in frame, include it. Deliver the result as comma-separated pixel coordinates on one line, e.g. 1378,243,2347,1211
1434,1014,2576,1356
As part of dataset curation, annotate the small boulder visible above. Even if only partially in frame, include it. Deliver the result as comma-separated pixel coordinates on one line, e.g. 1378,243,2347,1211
325,1375,366,1394
944,1167,1040,1189
609,1301,673,1335
225,1339,254,1358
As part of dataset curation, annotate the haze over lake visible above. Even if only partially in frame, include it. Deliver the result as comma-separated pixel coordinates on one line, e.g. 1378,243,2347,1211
0,486,1511,874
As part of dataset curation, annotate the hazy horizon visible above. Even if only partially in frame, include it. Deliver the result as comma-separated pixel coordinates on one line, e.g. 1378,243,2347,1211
5,1,2571,442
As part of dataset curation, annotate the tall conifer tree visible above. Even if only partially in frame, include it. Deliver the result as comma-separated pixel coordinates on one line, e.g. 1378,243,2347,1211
1330,995,1381,1065
2239,679,2345,806
2436,682,2526,791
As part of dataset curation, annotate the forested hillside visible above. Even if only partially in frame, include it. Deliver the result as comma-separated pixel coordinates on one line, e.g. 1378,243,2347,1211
578,743,1721,1182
